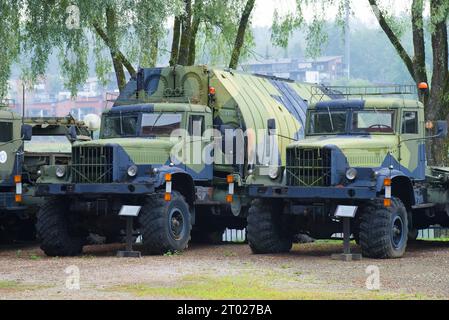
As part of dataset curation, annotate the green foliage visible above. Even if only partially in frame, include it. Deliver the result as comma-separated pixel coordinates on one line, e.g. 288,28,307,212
2,0,182,98
0,1,21,98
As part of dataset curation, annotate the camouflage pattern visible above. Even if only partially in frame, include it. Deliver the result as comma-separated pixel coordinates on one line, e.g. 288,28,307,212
113,65,332,185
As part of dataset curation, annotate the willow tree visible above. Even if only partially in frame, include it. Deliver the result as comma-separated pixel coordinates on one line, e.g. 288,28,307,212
169,0,256,68
0,1,21,99
368,0,449,164
10,0,182,97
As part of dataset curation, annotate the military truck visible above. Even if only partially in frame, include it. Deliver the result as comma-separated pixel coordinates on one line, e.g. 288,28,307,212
247,86,449,259
34,65,335,256
0,103,93,242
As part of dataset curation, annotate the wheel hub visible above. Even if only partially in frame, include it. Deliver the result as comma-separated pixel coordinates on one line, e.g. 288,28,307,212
169,208,184,241
391,216,404,249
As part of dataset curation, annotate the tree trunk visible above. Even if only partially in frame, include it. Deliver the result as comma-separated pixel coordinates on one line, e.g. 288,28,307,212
149,38,159,68
178,0,193,66
106,6,126,92
229,0,256,69
428,0,449,166
411,0,429,105
187,13,201,65
170,17,181,66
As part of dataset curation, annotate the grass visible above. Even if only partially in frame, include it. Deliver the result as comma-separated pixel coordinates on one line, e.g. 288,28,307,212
110,273,424,300
0,280,51,292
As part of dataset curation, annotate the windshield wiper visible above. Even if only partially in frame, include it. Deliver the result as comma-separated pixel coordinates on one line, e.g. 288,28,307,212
148,112,163,134
327,107,334,132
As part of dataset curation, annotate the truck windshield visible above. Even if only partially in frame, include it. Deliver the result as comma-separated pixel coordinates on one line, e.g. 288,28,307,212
352,111,395,134
102,114,139,138
308,111,347,135
24,136,72,152
0,122,13,142
141,113,182,137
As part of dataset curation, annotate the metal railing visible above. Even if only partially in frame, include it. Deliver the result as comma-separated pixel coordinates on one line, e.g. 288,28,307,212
312,84,418,102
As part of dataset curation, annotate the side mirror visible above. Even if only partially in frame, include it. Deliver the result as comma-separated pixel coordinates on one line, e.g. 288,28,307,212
436,120,448,139
21,124,32,141
267,119,276,134
68,125,78,142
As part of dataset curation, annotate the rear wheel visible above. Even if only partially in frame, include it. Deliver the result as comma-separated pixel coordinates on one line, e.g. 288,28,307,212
247,199,293,254
359,198,408,259
139,191,192,255
36,198,84,257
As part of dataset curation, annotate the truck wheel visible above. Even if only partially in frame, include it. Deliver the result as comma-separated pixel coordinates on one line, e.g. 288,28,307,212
359,198,408,259
36,198,84,257
247,199,292,254
139,191,192,255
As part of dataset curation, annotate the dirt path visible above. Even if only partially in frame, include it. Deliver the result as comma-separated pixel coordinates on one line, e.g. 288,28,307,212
0,240,448,300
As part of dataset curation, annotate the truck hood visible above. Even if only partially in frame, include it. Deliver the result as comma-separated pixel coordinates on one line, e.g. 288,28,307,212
74,138,176,165
290,135,399,167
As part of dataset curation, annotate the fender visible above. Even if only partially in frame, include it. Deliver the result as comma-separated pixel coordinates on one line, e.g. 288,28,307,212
375,167,415,207
155,166,196,206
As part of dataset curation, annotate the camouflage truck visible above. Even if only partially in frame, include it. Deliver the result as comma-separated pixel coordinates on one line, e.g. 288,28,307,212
247,86,449,259
34,65,335,256
0,104,93,242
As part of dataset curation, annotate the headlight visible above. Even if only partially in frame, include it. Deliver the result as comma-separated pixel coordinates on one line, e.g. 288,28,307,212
268,166,280,180
127,165,138,177
55,166,66,178
346,168,358,181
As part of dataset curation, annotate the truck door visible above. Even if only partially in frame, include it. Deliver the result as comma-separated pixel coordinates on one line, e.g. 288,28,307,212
0,120,20,186
185,113,213,181
400,110,425,180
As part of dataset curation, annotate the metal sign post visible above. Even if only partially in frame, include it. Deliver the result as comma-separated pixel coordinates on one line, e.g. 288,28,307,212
117,206,142,258
331,205,362,261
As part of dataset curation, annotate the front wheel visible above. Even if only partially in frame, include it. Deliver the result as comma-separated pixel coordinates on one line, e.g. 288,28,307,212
36,198,84,257
139,191,192,255
359,198,408,259
247,199,293,254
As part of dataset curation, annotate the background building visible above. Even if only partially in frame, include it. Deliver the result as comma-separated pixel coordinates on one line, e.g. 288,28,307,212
242,56,344,83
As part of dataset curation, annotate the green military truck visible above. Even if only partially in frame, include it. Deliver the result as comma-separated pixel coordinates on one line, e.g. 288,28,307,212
247,86,449,259
0,103,93,242
34,65,335,256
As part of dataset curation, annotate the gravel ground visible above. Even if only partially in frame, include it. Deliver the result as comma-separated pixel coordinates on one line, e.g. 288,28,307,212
0,240,448,300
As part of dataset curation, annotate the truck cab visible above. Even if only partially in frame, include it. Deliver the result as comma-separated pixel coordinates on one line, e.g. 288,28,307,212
248,94,449,259
0,105,93,243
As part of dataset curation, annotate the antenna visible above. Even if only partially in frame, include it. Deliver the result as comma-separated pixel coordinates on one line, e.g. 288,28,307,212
22,83,26,124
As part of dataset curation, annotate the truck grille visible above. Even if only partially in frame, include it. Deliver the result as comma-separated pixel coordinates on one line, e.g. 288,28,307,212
286,147,332,187
71,146,113,184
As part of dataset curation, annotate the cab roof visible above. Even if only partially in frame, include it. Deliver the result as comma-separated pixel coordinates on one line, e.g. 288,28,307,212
312,98,422,111
106,103,211,115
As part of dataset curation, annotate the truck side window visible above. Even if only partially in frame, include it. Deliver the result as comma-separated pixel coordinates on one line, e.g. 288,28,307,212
0,122,13,142
402,112,418,134
189,115,205,137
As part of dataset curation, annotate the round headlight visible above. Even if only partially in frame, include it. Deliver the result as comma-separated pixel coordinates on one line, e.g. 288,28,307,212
268,166,280,180
346,168,358,181
127,165,138,177
55,166,66,178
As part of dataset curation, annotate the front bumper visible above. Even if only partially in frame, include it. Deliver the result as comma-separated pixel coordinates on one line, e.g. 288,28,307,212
35,183,156,196
249,185,377,201
0,192,26,211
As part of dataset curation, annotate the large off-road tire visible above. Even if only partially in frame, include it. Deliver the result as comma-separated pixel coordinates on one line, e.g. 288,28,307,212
36,198,84,257
139,191,192,255
247,199,293,254
359,198,408,259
